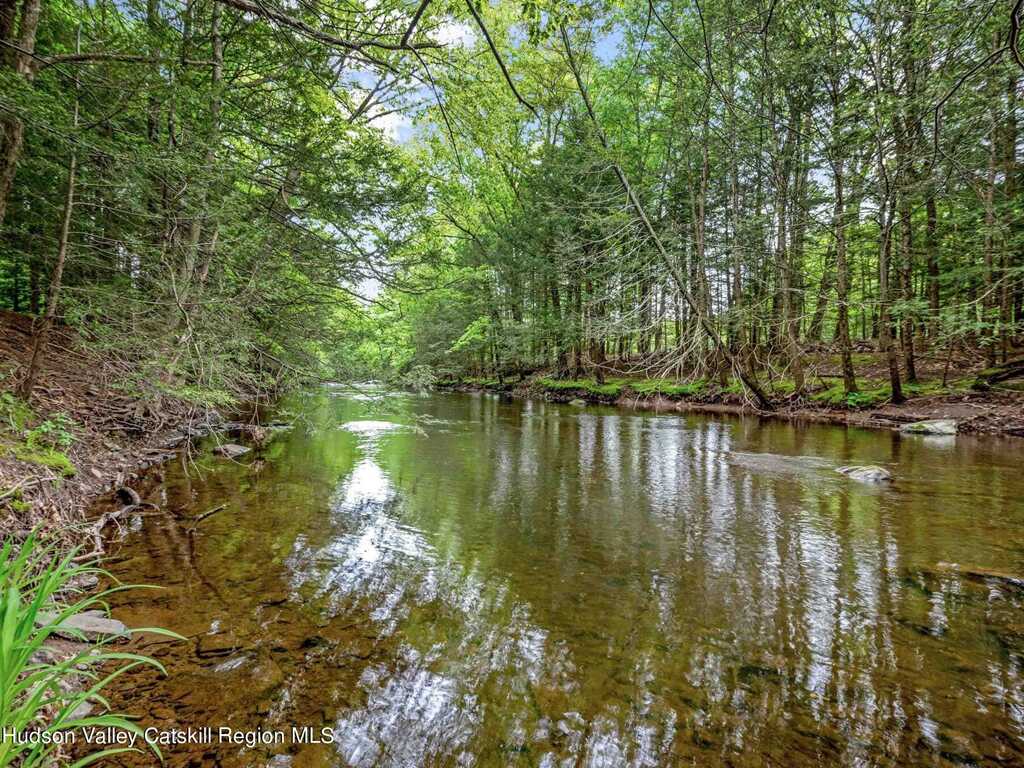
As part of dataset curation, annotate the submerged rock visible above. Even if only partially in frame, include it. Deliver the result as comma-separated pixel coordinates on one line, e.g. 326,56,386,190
37,610,128,640
213,443,250,458
223,422,270,446
730,452,833,475
900,419,957,435
836,465,892,483
197,631,243,657
936,562,1024,590
569,398,587,407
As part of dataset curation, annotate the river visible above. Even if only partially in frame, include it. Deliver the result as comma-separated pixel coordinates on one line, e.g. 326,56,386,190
93,385,1024,767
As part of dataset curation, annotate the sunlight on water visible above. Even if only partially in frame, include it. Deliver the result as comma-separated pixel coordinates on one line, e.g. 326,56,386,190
92,389,1024,767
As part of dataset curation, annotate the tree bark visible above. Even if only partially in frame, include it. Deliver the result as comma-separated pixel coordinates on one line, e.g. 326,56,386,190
925,194,939,336
833,156,857,394
0,0,42,227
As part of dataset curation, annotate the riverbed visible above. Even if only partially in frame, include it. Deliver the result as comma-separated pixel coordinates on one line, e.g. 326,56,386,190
93,386,1024,767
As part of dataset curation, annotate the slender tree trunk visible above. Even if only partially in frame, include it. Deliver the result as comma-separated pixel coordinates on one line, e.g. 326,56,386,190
833,156,857,394
777,111,805,394
0,0,16,68
1001,73,1016,361
20,95,78,400
897,0,917,382
0,0,42,227
808,250,834,343
29,253,39,313
878,179,904,403
898,193,917,382
925,194,939,336
983,103,998,367
872,5,904,404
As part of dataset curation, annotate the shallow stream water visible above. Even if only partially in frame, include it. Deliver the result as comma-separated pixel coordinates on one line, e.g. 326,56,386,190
93,386,1024,767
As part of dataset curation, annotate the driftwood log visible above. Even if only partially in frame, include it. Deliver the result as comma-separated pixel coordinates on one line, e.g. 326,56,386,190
973,358,1024,390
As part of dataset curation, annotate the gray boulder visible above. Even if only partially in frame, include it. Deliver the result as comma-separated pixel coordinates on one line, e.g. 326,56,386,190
214,443,250,458
837,465,892,483
900,419,957,435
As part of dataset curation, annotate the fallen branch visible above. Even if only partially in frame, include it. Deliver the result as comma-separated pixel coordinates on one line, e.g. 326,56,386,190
192,504,227,526
973,358,1024,390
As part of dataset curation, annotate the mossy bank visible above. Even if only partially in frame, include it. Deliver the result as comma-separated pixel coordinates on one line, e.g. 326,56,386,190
440,372,1024,437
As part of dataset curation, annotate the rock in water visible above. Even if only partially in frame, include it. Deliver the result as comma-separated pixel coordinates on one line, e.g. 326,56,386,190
837,465,892,483
36,610,128,640
900,419,957,435
214,443,250,458
569,398,587,407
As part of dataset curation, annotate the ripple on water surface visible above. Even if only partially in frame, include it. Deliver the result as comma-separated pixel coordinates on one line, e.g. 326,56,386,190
89,391,1024,768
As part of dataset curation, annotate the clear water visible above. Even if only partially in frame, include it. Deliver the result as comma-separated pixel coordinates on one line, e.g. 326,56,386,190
93,386,1024,767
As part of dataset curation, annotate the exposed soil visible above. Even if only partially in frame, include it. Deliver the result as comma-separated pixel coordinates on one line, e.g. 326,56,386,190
0,310,218,549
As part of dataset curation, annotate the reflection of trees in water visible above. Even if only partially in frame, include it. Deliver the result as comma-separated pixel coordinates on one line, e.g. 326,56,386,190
318,398,1024,766
101,393,1024,766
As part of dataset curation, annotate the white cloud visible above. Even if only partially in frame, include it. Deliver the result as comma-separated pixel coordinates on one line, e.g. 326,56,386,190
432,21,475,48
369,110,413,143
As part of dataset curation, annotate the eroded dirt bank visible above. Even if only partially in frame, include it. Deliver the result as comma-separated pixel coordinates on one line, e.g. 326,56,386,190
0,310,224,549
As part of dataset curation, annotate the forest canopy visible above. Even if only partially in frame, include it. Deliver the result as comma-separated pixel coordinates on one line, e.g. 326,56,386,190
1,0,1021,408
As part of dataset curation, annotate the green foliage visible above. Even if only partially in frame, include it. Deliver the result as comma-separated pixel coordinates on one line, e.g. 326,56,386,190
0,394,33,433
0,533,182,767
400,365,438,390
628,379,707,397
9,446,76,479
25,414,75,454
0,0,1018,404
448,317,493,354
0,398,77,477
722,380,746,396
537,378,624,398
811,383,890,409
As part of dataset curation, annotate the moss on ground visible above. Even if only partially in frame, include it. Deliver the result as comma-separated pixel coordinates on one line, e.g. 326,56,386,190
629,379,707,397
456,372,978,412
9,444,77,477
0,393,77,478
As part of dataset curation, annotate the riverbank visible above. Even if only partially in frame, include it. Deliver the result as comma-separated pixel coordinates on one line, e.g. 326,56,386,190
439,368,1024,436
0,310,230,550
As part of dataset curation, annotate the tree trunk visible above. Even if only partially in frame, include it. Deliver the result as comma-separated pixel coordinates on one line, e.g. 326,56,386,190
807,249,834,343
833,156,857,394
0,0,42,227
20,143,77,400
0,0,16,68
925,194,939,336
1001,73,1016,361
878,188,904,404
898,194,917,382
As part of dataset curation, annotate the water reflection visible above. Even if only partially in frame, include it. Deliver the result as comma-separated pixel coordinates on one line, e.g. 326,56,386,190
94,388,1024,767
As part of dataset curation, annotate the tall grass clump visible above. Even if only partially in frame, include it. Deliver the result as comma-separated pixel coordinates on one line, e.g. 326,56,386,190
0,533,178,767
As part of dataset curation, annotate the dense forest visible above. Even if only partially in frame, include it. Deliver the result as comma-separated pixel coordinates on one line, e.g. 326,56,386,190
1,0,1022,409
